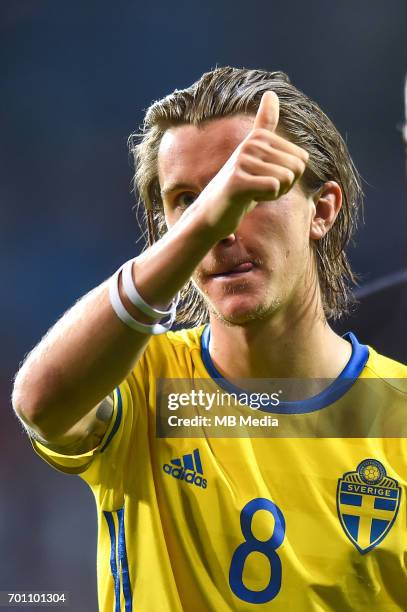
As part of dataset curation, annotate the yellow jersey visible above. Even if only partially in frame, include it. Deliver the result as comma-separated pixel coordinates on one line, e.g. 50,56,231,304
32,325,407,611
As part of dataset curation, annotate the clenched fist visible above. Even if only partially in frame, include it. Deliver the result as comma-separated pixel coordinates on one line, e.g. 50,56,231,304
194,91,309,241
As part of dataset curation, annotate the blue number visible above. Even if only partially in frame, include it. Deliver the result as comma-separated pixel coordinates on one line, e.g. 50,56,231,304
229,498,286,604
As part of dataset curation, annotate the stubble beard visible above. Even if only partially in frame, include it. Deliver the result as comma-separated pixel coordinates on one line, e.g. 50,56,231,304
191,274,282,327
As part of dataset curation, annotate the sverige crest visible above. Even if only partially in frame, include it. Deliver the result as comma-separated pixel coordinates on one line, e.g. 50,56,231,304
337,459,401,554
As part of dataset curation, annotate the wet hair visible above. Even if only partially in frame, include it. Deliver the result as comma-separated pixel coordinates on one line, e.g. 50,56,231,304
129,66,363,324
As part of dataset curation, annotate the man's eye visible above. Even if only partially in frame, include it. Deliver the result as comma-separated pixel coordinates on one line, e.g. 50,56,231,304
174,192,197,208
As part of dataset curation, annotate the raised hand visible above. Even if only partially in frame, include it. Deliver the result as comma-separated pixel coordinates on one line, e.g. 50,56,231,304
196,91,309,240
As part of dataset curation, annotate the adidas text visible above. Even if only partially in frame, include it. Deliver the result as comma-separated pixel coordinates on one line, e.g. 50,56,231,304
163,464,207,489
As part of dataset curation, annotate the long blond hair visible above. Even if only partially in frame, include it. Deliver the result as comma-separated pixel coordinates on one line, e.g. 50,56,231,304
129,66,363,325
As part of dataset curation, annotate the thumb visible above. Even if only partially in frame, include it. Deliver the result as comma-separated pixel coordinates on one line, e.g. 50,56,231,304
253,91,279,132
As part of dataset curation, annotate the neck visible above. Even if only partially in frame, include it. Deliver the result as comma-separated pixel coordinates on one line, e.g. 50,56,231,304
208,299,352,380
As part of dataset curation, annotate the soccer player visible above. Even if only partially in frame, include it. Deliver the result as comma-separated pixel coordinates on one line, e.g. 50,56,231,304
12,67,407,611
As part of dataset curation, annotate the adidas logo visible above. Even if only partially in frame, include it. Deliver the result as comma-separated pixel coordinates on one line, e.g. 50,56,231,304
163,448,207,489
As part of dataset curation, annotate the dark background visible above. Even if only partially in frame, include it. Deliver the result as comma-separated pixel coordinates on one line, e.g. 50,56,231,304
1,1,406,610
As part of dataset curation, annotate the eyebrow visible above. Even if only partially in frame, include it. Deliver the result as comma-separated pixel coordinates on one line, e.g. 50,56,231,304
160,182,197,197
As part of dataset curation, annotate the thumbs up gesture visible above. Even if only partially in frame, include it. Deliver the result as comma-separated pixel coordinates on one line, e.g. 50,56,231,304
253,90,280,132
197,91,309,240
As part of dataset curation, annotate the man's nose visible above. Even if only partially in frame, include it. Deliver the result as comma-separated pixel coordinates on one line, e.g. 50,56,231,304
218,233,237,245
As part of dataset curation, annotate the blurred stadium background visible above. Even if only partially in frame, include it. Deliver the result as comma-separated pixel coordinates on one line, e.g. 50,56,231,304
1,1,406,610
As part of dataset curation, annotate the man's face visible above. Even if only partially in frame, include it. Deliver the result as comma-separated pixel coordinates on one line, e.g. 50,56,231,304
158,115,317,326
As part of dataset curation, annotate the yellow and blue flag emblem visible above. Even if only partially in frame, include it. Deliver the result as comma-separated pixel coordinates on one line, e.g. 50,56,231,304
337,459,401,554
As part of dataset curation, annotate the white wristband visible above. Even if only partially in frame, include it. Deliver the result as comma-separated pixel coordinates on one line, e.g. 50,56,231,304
108,267,177,335
122,259,175,319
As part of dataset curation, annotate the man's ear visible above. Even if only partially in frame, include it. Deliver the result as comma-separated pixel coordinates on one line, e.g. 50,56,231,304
309,181,342,240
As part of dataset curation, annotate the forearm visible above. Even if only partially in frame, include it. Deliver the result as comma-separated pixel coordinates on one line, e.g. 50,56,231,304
126,202,216,310
12,205,216,440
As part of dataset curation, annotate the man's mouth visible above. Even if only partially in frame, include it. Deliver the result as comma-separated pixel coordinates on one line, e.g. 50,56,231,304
211,261,255,278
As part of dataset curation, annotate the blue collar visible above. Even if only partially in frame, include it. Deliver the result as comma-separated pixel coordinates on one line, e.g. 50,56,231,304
200,325,369,414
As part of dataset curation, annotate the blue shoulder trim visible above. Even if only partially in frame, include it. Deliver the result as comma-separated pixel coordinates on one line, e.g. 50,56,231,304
200,325,369,414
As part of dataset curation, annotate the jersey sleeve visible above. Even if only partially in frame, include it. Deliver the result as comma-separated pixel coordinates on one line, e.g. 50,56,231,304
31,356,149,484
